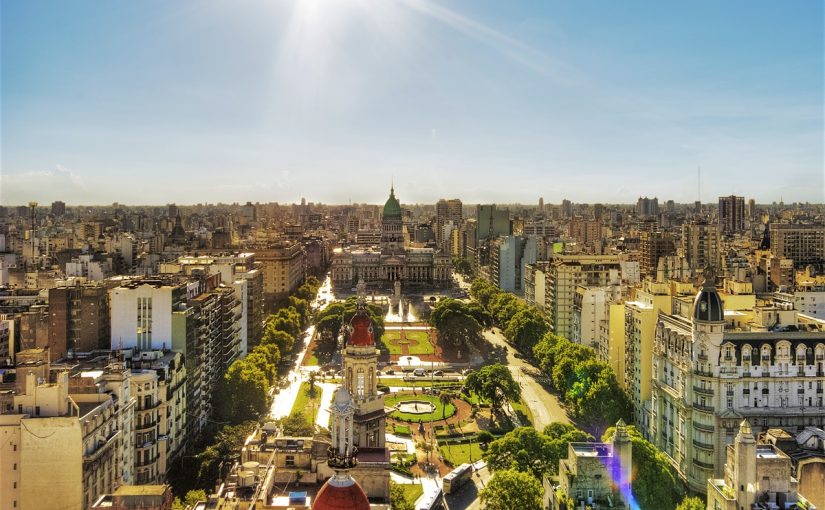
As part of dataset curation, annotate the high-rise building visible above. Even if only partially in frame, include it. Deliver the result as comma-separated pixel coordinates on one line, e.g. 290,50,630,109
51,200,66,216
681,220,720,271
770,223,825,268
435,198,462,245
639,231,675,279
636,197,659,218
49,282,110,355
718,195,745,235
475,204,510,242
561,199,573,219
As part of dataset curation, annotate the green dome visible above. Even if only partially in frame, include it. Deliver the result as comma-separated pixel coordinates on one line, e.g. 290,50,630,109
383,187,402,218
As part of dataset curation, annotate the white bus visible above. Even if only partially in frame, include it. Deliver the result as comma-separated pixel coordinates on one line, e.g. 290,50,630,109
442,463,473,495
417,486,443,510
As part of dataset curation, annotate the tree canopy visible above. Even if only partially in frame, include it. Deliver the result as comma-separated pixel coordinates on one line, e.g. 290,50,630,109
429,298,484,351
533,333,630,436
504,307,549,353
484,423,592,479
464,363,520,414
314,297,385,343
675,496,705,510
479,469,543,510
216,360,269,423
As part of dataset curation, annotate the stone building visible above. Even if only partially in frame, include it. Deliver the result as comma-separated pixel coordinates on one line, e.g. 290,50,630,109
649,268,825,493
545,420,633,510
331,188,452,290
707,420,817,510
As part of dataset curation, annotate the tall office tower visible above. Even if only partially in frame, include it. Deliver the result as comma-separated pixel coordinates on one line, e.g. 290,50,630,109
681,220,720,271
167,203,178,218
746,198,757,221
639,231,675,279
51,200,66,216
538,197,544,212
561,199,573,219
593,203,604,221
475,204,510,242
770,223,825,268
636,197,659,218
435,198,462,244
718,195,745,234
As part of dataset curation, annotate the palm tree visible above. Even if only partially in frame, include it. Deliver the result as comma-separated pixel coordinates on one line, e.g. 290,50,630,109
439,391,453,420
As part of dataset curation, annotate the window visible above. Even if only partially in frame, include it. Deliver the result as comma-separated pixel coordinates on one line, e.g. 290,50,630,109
285,455,295,467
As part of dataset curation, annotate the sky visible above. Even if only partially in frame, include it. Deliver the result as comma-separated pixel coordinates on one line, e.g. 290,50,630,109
1,0,823,206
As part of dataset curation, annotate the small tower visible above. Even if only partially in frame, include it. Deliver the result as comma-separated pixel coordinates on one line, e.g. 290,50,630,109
342,295,386,448
734,419,757,510
314,387,371,510
612,419,633,499
693,265,725,363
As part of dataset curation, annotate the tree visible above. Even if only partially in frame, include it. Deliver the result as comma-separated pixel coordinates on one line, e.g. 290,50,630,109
602,425,684,510
479,470,542,510
253,342,281,369
389,482,416,510
289,296,311,324
504,307,548,353
193,421,257,489
452,257,474,277
308,370,317,396
244,350,277,385
438,391,454,420
488,293,521,327
469,279,500,309
483,427,556,479
565,360,630,435
676,496,705,510
429,299,483,352
464,364,520,416
216,360,269,423
267,307,302,338
262,325,296,355
277,412,315,437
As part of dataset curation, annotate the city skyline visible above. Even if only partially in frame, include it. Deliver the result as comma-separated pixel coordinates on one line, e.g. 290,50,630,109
2,0,823,205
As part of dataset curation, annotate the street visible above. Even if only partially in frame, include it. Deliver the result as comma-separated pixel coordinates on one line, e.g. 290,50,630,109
482,327,570,429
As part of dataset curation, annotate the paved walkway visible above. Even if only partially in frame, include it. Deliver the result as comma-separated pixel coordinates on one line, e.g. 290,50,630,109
314,382,337,429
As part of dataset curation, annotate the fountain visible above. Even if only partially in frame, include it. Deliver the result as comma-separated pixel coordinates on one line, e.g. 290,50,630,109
385,280,417,323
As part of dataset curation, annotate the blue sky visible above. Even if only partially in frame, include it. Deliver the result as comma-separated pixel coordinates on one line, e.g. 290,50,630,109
1,0,823,205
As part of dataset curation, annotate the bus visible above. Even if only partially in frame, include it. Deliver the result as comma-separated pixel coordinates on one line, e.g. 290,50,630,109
442,463,473,495
417,486,443,510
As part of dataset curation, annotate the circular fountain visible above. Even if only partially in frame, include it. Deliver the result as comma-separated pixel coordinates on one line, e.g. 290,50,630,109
396,400,436,415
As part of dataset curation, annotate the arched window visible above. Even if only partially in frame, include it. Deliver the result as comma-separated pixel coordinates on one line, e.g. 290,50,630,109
357,368,365,399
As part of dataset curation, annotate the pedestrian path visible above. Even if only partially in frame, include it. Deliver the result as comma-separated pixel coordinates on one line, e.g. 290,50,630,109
314,382,337,429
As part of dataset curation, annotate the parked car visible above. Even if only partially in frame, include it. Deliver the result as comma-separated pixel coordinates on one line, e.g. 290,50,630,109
433,370,444,376
384,369,395,375
413,369,426,377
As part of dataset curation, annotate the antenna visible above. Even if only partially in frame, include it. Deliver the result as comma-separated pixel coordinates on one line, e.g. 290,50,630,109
697,166,701,205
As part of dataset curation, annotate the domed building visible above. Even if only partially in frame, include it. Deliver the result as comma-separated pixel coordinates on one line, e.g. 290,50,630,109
331,187,452,290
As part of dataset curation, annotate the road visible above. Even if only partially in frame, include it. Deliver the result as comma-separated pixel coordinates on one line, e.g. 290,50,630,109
444,462,491,510
269,276,332,419
482,327,570,429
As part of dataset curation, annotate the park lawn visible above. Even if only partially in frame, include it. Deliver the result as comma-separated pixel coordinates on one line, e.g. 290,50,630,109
393,424,412,436
385,394,457,422
401,484,423,504
380,330,435,355
291,382,323,424
438,441,483,467
304,353,319,366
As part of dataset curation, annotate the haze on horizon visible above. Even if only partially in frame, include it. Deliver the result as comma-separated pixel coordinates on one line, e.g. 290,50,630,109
1,0,823,206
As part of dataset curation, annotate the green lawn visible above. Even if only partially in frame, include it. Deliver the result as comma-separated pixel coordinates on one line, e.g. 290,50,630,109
438,441,483,467
394,424,412,436
290,382,323,424
400,484,423,504
381,330,435,355
385,394,457,422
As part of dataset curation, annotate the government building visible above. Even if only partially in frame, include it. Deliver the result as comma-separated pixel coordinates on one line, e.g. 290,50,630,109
331,187,452,290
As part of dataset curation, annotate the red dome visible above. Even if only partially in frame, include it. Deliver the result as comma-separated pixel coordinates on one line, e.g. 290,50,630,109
349,312,374,347
313,474,370,510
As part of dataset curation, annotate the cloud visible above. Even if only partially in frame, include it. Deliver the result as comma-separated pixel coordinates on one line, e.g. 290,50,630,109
0,165,88,205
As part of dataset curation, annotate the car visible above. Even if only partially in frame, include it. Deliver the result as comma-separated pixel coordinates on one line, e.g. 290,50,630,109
432,370,444,376
513,353,523,359
413,369,426,377
384,369,395,375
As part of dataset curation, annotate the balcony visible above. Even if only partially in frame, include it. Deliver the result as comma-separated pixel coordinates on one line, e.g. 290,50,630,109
692,458,714,470
136,454,160,468
692,439,714,451
694,422,715,433
693,403,714,413
693,386,714,396
84,430,121,464
136,419,157,432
